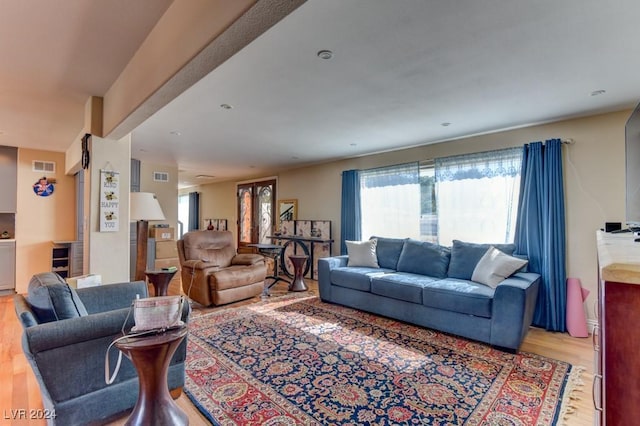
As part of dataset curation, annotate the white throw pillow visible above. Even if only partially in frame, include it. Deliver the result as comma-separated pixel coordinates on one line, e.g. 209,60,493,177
471,246,528,288
346,239,379,268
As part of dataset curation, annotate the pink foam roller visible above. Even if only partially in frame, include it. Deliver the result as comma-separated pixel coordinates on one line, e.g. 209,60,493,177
566,277,590,338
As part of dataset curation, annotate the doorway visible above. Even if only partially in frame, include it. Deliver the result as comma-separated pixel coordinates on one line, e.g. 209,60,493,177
237,179,276,250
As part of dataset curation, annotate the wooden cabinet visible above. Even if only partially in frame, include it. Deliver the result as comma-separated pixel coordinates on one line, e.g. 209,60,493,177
52,241,82,279
595,231,640,425
0,146,17,213
0,241,15,290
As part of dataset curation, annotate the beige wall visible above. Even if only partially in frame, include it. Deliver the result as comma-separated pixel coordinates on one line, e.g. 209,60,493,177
194,109,630,321
140,161,179,230
179,180,237,239
15,149,76,292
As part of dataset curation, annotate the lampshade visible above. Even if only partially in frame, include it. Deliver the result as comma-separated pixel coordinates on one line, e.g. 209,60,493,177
130,192,165,221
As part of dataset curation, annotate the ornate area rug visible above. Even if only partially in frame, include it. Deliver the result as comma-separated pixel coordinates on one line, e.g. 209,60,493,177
185,296,583,425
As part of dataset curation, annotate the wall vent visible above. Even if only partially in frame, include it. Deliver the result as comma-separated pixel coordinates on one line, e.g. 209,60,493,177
33,160,56,173
153,171,169,182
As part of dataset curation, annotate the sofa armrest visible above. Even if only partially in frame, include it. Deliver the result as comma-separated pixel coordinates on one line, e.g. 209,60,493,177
14,294,38,328
77,281,148,314
232,253,264,266
491,272,540,350
318,256,349,302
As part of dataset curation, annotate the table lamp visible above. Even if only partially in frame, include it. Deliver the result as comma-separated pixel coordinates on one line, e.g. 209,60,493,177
131,192,165,281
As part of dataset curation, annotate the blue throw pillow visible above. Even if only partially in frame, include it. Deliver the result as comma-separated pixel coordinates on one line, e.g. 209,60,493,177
27,272,89,323
447,240,516,280
370,236,407,270
396,239,451,278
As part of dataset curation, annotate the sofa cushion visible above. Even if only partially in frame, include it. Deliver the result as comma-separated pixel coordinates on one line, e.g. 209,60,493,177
371,273,438,304
331,267,392,292
346,240,379,268
396,239,450,278
472,246,528,288
370,236,407,270
422,278,494,318
27,272,89,323
447,240,516,280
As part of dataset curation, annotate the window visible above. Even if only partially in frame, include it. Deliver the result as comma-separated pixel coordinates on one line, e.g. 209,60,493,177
358,148,522,245
178,194,189,237
434,148,522,244
360,163,420,240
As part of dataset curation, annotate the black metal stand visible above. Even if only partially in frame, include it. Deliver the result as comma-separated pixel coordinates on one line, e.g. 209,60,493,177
248,243,290,296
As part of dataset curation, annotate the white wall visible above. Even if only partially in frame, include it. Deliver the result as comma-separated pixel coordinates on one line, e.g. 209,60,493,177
88,135,132,283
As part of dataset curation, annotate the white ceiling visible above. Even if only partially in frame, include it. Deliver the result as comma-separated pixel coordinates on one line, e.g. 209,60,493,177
3,1,640,188
133,0,640,187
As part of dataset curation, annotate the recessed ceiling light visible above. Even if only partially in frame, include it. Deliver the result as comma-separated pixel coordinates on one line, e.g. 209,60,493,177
441,122,451,127
590,90,606,96
317,50,333,60
220,104,233,109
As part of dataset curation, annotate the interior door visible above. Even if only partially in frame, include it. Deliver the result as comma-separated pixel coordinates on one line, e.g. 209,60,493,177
237,179,276,250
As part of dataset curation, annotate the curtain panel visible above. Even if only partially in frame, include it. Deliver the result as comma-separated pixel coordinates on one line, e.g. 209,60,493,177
515,139,567,332
188,191,200,232
435,148,522,244
340,170,361,255
360,163,421,241
435,147,522,181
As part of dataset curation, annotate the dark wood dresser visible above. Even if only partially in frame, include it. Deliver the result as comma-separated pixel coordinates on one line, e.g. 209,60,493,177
595,230,640,425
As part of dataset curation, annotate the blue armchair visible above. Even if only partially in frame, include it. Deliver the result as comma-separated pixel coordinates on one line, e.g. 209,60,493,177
13,273,190,425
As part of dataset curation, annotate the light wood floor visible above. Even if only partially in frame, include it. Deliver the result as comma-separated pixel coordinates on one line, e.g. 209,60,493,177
1,279,595,425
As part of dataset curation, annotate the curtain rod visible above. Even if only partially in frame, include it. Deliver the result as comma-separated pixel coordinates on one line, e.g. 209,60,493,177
562,138,575,145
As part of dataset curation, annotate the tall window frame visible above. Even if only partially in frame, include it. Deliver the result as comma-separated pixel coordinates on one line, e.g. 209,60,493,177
237,179,277,250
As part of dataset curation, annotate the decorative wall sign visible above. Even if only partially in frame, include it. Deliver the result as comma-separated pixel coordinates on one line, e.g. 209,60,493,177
33,176,55,197
100,170,120,232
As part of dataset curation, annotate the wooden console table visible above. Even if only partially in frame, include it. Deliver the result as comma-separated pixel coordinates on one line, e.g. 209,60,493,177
595,230,640,425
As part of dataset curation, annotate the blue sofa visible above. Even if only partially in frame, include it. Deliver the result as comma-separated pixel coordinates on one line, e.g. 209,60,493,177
318,238,540,352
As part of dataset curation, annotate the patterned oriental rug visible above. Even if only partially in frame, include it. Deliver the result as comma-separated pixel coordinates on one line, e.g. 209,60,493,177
185,296,583,425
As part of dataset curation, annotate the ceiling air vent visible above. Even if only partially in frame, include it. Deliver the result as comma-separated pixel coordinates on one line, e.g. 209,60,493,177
33,160,56,173
153,171,169,182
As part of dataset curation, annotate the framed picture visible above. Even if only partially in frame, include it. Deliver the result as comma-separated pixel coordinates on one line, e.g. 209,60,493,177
277,199,297,225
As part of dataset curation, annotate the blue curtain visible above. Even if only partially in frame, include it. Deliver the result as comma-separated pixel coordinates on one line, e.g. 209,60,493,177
340,170,361,254
188,191,200,231
515,139,566,331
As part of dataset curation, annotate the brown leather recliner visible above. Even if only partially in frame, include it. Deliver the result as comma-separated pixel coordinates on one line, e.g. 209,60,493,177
177,230,266,306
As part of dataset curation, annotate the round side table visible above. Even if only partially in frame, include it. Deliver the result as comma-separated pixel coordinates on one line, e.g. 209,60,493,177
115,327,188,426
288,255,309,292
145,269,177,297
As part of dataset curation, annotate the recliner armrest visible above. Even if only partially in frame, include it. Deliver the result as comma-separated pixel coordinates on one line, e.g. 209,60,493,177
182,260,220,271
232,253,264,266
